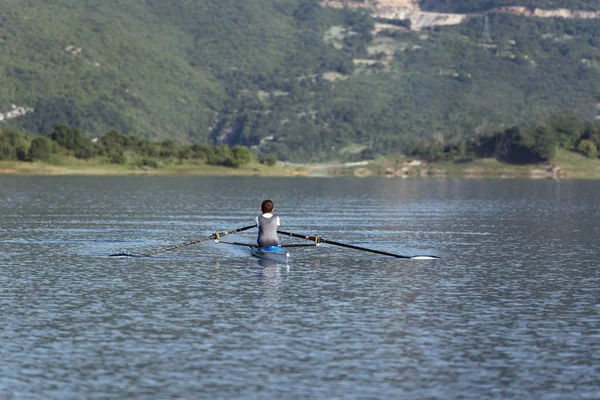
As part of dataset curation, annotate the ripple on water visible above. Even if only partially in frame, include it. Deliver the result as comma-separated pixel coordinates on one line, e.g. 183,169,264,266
1,177,600,399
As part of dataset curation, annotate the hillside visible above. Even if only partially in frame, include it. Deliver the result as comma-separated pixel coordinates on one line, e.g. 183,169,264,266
2,0,600,161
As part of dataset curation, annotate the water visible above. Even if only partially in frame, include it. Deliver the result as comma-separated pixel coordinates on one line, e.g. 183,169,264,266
1,176,599,399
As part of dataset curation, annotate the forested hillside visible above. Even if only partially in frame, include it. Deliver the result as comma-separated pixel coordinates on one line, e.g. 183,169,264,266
2,0,600,161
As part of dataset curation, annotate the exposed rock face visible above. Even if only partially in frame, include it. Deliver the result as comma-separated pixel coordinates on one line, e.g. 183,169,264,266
321,0,419,10
322,1,600,30
0,104,34,122
494,6,600,19
322,0,466,30
375,0,419,9
376,9,467,30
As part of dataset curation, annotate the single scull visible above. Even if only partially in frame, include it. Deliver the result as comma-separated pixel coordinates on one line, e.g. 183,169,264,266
214,240,319,264
250,245,290,263
110,224,440,260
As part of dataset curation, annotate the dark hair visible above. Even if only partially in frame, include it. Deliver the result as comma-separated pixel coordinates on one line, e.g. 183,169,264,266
261,199,274,213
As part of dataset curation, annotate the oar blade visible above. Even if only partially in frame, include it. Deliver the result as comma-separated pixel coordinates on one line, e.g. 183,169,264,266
109,252,143,258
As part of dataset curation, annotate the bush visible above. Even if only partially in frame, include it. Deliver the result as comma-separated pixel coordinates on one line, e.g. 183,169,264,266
29,137,52,161
530,126,558,162
0,129,31,160
50,124,86,151
260,154,278,166
75,145,96,159
109,151,127,164
140,158,164,168
577,139,598,158
100,130,135,152
230,145,253,167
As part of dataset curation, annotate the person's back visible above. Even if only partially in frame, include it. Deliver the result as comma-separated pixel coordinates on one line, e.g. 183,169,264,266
256,199,280,247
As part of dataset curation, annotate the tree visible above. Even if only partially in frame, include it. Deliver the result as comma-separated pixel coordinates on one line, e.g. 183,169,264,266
293,0,321,23
260,154,278,166
581,122,600,150
50,124,86,151
100,130,133,152
109,150,127,164
494,125,558,163
577,139,598,158
160,140,176,157
0,129,30,161
230,145,253,167
29,137,52,161
548,111,586,149
530,126,558,161
74,145,96,160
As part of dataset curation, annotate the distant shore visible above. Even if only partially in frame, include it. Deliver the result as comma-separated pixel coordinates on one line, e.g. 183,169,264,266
0,160,306,177
307,149,600,179
2,150,599,179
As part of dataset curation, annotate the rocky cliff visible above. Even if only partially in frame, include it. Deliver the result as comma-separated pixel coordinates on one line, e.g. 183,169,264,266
495,6,600,19
322,1,600,30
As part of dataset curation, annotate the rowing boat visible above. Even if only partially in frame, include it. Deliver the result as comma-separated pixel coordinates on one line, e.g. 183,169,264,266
111,224,439,260
214,239,315,264
250,245,290,264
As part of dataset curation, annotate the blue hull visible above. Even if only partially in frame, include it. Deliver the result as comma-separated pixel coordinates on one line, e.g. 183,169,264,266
250,246,290,264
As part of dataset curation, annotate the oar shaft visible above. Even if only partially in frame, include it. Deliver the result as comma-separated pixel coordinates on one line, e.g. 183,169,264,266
323,239,411,258
214,240,257,247
281,243,319,248
277,231,319,241
277,230,435,259
215,240,317,248
142,225,255,256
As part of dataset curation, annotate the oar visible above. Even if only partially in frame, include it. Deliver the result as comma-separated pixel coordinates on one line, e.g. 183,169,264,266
215,239,318,248
213,240,257,248
110,225,256,257
277,230,439,259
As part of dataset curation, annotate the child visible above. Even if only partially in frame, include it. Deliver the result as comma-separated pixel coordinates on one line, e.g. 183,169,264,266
256,199,280,247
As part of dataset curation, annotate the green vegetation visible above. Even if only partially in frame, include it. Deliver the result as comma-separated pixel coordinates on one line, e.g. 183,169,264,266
0,125,260,170
3,1,600,163
578,139,598,157
407,111,600,163
1,116,599,178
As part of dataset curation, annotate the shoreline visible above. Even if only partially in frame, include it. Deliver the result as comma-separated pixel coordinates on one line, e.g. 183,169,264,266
0,161,306,177
2,151,600,179
315,150,600,180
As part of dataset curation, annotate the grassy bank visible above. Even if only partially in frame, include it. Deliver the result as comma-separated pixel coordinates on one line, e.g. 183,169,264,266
3,149,600,179
327,149,600,179
0,159,306,177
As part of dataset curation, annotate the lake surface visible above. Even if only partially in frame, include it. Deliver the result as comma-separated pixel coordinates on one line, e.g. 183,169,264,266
1,176,599,399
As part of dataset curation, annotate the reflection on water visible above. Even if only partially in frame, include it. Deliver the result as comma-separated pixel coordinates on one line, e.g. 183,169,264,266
1,176,599,399
256,258,285,289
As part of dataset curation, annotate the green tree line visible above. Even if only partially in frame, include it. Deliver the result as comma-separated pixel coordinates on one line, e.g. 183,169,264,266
0,125,261,168
4,111,597,169
407,111,600,163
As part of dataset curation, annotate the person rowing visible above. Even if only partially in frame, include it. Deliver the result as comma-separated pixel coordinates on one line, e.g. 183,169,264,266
255,199,280,247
